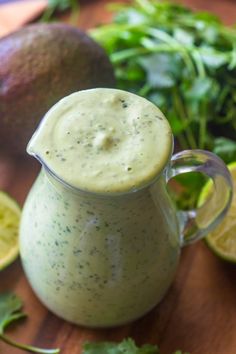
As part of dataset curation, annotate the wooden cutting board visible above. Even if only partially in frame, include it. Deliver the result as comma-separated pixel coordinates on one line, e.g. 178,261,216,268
1,1,236,354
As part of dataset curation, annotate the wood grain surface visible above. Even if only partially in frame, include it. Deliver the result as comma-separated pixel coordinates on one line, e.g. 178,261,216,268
1,1,236,354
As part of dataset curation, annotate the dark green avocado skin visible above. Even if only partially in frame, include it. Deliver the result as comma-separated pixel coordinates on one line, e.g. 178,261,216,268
0,23,116,154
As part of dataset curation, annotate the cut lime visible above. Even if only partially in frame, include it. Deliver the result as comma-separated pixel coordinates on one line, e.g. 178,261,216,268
0,191,21,270
198,162,236,263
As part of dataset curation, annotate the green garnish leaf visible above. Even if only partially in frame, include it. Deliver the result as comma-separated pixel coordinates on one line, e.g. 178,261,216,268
82,338,159,354
0,292,26,332
82,338,189,354
138,53,181,89
40,0,79,24
0,292,60,353
213,137,236,163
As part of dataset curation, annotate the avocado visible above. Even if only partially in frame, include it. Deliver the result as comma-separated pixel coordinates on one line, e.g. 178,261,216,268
0,23,115,154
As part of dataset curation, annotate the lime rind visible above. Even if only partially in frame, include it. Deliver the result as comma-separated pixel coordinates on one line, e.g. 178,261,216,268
206,238,236,264
0,244,19,270
0,191,21,215
198,162,236,263
0,191,21,271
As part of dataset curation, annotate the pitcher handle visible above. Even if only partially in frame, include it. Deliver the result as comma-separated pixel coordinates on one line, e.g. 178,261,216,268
165,149,233,247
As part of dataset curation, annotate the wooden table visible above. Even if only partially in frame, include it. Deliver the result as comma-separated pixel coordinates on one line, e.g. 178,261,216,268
1,1,236,354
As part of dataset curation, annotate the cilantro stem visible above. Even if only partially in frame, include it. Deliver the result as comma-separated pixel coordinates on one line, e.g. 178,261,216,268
177,133,189,150
173,89,197,149
191,50,206,78
191,49,207,149
0,333,60,354
40,0,79,23
68,0,80,26
111,46,177,63
136,0,156,14
40,7,55,22
138,83,152,96
111,47,149,63
199,101,207,149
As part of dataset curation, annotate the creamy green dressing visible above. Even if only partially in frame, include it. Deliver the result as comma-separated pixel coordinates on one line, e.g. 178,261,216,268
20,88,179,327
28,88,172,193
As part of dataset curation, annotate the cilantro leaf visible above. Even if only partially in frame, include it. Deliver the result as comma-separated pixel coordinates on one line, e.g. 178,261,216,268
82,338,159,354
0,292,60,353
138,53,181,89
82,338,189,354
0,293,26,333
40,0,79,24
213,137,236,163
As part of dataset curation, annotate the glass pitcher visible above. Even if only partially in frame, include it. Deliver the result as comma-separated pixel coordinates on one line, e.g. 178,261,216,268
19,89,232,328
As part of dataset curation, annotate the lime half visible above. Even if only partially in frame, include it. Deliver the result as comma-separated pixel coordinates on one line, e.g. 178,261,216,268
0,191,21,270
198,162,236,263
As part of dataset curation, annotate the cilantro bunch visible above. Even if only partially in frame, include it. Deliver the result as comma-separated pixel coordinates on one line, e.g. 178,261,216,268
91,0,236,163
